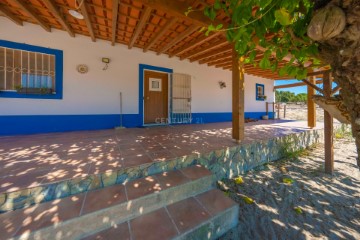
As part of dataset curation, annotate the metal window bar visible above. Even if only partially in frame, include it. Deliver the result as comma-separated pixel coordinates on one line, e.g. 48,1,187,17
0,46,55,92
171,73,191,124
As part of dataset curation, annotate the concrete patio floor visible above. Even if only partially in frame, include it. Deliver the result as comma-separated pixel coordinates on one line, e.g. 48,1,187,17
0,120,323,194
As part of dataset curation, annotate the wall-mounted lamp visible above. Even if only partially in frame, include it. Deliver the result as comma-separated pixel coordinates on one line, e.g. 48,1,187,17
102,57,110,70
218,81,226,89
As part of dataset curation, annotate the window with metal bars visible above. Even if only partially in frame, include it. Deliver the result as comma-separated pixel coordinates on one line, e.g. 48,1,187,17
0,40,63,99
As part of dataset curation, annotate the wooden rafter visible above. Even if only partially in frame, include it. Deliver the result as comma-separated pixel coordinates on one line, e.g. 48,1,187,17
111,0,120,46
201,53,232,65
136,0,224,27
302,78,324,94
79,1,96,42
331,85,341,95
144,17,177,52
0,5,23,26
158,25,198,55
190,46,232,62
180,39,229,60
42,0,74,37
129,6,152,49
274,80,323,90
13,0,50,31
208,57,232,66
170,31,222,57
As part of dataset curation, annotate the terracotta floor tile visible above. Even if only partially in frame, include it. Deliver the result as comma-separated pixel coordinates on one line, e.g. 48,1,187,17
16,194,85,236
81,184,127,215
196,189,237,216
0,209,26,238
130,208,178,240
126,176,162,200
120,146,146,157
0,169,48,193
167,197,211,233
155,170,189,190
122,154,153,168
180,165,212,180
41,164,91,184
82,222,130,240
149,150,176,162
88,159,124,175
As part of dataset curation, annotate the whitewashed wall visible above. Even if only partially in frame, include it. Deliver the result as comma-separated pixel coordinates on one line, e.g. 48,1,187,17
0,18,274,116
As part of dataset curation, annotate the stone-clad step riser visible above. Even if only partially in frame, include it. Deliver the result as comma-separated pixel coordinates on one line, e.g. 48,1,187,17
175,205,239,240
13,175,214,240
0,154,198,214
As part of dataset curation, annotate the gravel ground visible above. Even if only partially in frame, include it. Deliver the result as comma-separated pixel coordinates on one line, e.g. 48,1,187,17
218,137,360,240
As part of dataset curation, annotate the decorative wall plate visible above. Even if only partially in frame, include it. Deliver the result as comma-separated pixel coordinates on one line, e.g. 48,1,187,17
77,64,88,74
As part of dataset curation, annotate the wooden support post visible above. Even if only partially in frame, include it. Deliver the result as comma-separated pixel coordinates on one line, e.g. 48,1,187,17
272,102,275,119
277,103,280,119
323,72,334,174
307,76,316,128
232,47,245,141
266,102,269,115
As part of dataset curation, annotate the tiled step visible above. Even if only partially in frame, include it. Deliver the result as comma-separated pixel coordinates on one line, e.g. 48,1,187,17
2,165,215,239
83,189,238,240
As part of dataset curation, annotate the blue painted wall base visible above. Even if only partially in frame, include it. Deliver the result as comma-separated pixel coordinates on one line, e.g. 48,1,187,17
0,112,275,136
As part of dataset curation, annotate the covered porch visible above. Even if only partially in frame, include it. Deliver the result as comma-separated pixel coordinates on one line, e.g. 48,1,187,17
0,120,324,213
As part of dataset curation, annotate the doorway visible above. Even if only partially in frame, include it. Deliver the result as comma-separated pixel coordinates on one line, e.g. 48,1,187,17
143,70,169,124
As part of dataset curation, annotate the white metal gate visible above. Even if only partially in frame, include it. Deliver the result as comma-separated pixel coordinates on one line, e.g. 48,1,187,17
171,73,191,124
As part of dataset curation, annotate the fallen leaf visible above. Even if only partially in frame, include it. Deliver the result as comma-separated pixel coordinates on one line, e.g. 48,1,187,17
283,177,294,184
243,196,254,204
294,207,303,214
234,176,244,184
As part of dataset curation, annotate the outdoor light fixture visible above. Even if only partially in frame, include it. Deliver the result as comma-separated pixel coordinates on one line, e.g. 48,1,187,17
69,9,84,19
68,0,84,19
102,58,110,70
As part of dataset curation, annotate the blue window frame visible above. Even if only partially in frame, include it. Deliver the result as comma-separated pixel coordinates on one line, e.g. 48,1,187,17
256,83,265,101
0,40,63,99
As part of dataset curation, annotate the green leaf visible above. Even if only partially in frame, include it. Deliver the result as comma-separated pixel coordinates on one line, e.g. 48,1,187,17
296,68,307,80
275,8,292,26
279,66,289,76
214,0,222,10
259,57,271,69
249,50,257,62
259,0,272,8
215,24,223,30
205,24,216,36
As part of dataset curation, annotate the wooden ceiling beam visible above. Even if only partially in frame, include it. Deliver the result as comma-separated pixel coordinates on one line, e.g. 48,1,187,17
111,0,120,46
129,6,152,49
180,39,229,60
170,31,222,57
274,80,323,90
13,0,50,31
200,53,232,65
215,62,232,68
208,56,232,66
42,0,74,37
190,46,232,62
0,5,23,26
79,1,96,42
144,17,177,52
158,25,198,55
135,0,224,27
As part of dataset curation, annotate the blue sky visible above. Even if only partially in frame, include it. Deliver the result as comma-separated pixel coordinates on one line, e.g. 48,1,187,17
275,80,307,94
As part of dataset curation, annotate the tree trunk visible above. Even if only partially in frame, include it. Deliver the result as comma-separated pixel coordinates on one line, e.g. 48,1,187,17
315,0,360,168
